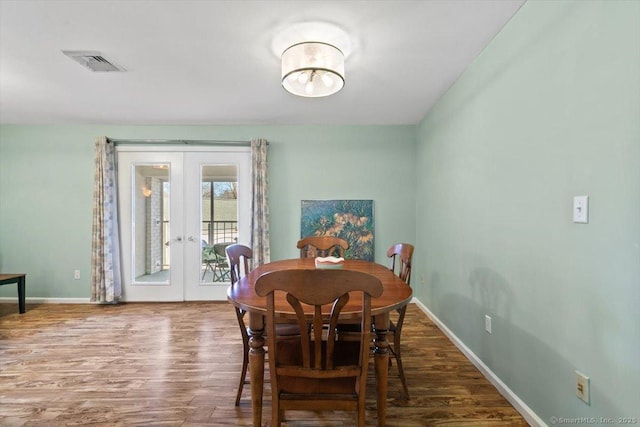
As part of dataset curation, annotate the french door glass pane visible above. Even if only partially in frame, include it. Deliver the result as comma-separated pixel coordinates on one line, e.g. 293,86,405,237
200,164,238,283
133,163,170,284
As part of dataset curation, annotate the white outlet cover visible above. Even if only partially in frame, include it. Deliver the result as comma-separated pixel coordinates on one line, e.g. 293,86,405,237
575,370,590,405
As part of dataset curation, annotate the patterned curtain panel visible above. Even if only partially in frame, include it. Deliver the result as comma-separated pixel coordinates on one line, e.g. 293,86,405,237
250,138,270,268
91,137,122,303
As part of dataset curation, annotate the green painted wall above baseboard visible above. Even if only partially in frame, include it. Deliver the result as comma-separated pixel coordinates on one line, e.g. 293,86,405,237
415,0,639,422
0,124,416,297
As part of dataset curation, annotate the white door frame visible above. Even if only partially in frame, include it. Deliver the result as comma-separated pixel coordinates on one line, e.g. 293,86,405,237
117,145,250,301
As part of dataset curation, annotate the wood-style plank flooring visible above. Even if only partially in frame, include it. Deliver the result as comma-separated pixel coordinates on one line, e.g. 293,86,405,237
0,302,529,426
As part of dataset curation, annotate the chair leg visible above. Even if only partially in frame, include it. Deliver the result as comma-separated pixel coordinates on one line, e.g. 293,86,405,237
235,338,249,406
235,308,250,406
393,337,409,399
202,262,214,280
393,305,409,399
276,408,284,427
357,401,365,427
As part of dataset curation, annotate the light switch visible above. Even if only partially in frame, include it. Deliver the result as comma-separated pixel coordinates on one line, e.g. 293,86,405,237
573,196,589,223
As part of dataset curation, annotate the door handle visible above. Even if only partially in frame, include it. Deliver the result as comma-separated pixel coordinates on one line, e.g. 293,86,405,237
187,236,197,242
175,236,183,243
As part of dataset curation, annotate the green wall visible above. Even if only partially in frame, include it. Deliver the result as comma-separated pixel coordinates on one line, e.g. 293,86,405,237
415,0,639,422
0,125,416,297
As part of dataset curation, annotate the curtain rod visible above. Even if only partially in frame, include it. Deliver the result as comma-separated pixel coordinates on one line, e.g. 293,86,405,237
108,138,256,147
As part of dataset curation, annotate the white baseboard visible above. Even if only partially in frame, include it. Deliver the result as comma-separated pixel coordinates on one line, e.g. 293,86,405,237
0,297,90,304
411,298,546,427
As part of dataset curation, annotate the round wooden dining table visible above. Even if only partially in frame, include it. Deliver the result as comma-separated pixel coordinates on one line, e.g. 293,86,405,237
227,258,412,427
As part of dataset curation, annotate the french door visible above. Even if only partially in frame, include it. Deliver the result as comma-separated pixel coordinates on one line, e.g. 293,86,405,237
117,146,251,301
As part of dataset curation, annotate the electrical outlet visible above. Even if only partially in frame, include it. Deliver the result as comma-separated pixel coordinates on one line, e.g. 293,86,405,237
74,270,80,280
485,315,492,334
575,370,590,405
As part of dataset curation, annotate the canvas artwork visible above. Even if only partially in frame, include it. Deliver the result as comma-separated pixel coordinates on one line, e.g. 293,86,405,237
300,200,374,261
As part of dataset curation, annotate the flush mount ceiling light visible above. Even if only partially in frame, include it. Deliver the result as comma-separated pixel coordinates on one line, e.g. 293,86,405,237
281,42,345,98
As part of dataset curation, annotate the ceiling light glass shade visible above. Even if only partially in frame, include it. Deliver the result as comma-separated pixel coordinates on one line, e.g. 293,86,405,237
281,42,345,98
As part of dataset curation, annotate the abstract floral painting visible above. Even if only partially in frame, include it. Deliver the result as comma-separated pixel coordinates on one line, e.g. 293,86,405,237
301,200,374,261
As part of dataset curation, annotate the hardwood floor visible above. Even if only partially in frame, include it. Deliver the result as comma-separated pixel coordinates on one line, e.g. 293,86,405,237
0,302,529,426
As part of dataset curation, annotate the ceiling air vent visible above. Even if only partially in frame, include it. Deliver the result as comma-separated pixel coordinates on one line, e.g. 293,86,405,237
62,50,126,72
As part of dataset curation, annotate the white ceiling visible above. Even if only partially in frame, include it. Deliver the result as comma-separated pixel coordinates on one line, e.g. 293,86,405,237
0,0,525,126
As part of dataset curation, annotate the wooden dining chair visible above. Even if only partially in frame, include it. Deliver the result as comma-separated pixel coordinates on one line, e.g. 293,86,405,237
386,242,414,399
225,243,253,406
296,236,349,258
226,243,301,406
255,269,383,427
